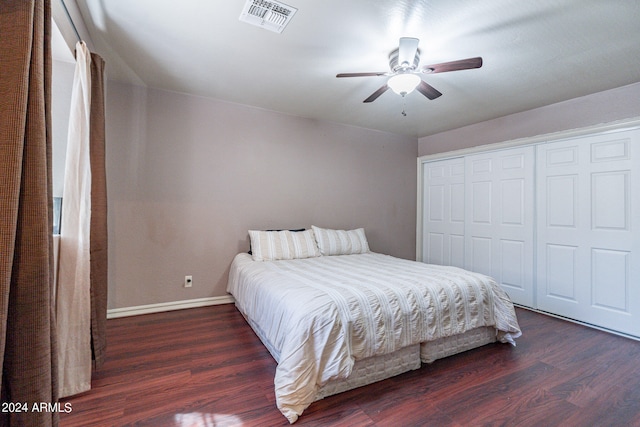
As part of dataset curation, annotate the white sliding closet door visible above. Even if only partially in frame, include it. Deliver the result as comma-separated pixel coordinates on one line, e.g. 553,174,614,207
465,147,535,307
420,158,466,268
536,130,640,337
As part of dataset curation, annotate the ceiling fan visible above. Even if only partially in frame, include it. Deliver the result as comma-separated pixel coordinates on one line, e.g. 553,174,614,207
336,37,482,103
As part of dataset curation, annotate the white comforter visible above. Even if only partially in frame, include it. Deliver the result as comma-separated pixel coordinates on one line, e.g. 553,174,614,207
227,252,521,423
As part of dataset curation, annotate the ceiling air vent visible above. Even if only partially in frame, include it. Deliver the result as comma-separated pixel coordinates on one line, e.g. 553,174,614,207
239,0,297,34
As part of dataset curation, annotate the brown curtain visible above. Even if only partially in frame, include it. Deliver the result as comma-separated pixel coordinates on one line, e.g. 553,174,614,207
0,1,58,426
89,53,107,369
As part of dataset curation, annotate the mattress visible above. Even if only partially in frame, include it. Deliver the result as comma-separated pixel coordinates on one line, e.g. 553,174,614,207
227,252,521,423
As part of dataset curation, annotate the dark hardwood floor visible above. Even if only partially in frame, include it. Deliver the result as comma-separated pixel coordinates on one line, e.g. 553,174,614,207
60,304,640,426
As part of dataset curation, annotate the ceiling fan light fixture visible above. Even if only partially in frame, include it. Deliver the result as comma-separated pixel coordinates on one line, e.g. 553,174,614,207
387,73,421,96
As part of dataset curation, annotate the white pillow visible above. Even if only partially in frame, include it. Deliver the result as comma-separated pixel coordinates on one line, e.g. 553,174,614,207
288,229,322,259
248,229,321,261
311,226,370,256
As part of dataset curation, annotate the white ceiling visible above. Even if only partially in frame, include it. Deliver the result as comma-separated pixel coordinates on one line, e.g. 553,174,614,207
60,0,640,138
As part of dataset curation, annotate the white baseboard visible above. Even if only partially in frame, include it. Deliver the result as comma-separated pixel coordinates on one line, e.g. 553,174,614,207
107,295,235,319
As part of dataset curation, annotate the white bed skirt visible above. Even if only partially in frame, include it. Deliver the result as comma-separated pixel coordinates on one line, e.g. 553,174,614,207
243,309,496,401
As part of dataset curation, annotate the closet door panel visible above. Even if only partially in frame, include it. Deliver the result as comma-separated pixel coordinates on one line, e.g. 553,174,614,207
450,182,465,222
465,146,535,307
427,232,445,265
591,248,629,312
501,179,525,225
546,174,578,228
500,239,526,292
470,236,492,276
470,181,492,224
591,171,629,231
449,234,465,268
537,129,640,338
421,158,465,268
544,243,578,302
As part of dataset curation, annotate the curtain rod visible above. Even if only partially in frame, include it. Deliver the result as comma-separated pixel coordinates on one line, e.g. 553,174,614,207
60,0,82,43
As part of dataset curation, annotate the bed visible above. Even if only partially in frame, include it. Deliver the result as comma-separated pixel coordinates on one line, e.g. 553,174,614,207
227,226,521,423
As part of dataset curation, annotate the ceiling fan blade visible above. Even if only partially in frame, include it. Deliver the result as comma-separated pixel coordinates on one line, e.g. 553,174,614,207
336,71,388,78
363,84,390,103
421,57,483,74
416,80,442,100
398,37,419,67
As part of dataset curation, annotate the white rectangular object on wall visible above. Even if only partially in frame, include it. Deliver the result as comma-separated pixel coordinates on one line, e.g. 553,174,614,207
536,129,640,337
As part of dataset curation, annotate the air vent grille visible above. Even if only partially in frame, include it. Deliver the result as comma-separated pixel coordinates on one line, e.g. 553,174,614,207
239,0,297,34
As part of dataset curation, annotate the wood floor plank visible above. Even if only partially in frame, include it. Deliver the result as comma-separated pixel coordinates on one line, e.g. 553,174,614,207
60,304,640,426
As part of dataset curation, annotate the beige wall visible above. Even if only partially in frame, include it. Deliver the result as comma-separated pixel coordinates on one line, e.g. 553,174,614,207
106,82,418,309
419,82,640,156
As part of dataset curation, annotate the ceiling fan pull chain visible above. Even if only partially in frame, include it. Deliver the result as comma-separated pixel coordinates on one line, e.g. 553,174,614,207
401,98,407,116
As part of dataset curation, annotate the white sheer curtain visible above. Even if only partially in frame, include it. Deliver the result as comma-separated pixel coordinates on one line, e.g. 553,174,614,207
56,41,92,398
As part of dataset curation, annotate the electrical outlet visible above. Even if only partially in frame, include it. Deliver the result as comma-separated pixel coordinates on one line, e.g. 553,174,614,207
184,275,193,288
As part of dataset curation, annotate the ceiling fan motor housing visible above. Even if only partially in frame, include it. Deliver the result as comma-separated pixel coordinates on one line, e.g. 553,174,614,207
389,47,420,72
